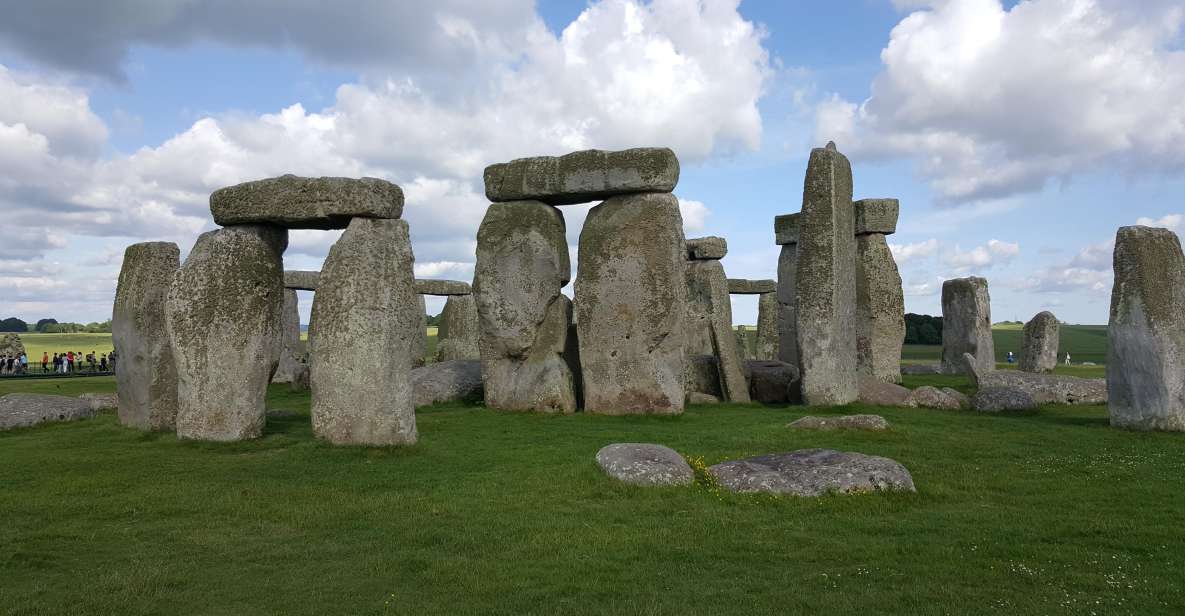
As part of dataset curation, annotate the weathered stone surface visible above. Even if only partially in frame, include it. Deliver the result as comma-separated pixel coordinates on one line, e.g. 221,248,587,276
484,147,679,206
684,260,750,403
412,359,484,407
686,236,727,260
0,394,97,431
853,198,899,235
167,226,285,442
283,270,319,290
272,288,306,384
577,193,687,414
413,295,428,368
727,279,776,295
774,213,800,246
1019,311,1059,373
310,218,419,446
709,449,915,496
907,385,963,410
79,392,119,411
755,292,778,361
795,144,857,405
291,364,310,392
964,353,1107,405
777,243,799,368
941,277,995,375
596,443,694,487
435,295,480,361
687,392,721,405
474,200,577,413
0,333,25,357
855,233,905,384
415,279,472,296
211,175,404,229
788,414,890,431
901,363,942,375
112,241,180,431
972,386,1037,412
857,378,911,407
744,360,801,405
684,354,724,400
1108,226,1185,431
941,387,971,409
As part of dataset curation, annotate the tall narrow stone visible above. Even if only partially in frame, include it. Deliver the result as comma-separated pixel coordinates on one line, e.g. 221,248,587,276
684,259,751,404
474,200,577,413
577,193,687,414
273,289,305,383
166,226,286,441
775,214,799,369
1019,311,1059,374
436,295,480,361
756,292,778,361
854,198,905,384
414,295,427,367
1108,226,1185,431
941,277,995,375
794,144,857,405
113,241,180,431
310,218,419,445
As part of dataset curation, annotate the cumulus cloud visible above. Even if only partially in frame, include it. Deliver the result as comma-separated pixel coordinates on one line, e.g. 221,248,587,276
1135,213,1183,232
943,239,1020,271
1015,239,1113,294
889,238,939,264
816,0,1185,202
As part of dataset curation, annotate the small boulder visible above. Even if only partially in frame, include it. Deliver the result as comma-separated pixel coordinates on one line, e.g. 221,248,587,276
412,360,484,407
940,387,971,409
745,360,801,404
709,449,915,497
687,392,721,405
972,386,1037,413
787,414,890,431
907,386,963,410
596,443,694,487
858,378,912,407
79,393,119,411
1,394,97,431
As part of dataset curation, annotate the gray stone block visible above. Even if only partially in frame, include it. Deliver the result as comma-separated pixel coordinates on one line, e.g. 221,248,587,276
684,260,750,403
727,278,776,294
686,236,727,260
856,233,905,384
941,277,995,375
709,449,915,496
1019,311,1059,373
113,241,180,431
283,270,320,290
415,279,472,296
211,175,403,229
774,213,800,245
484,147,679,206
853,198,899,235
436,295,480,361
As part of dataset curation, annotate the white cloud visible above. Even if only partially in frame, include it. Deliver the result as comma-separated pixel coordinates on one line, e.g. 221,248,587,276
1135,213,1183,232
816,0,1185,203
943,238,1020,271
1015,239,1113,294
678,198,709,234
889,238,939,263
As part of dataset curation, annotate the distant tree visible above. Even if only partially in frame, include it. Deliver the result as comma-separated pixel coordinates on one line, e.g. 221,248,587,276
426,313,443,327
903,313,943,345
35,318,59,332
0,317,28,332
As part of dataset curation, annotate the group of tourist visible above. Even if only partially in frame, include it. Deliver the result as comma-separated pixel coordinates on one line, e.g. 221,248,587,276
1,353,28,374
0,350,117,376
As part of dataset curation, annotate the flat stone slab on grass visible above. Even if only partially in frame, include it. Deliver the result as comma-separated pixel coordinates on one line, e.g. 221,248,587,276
284,270,320,290
727,279,776,295
964,352,1107,405
787,414,890,431
484,147,679,206
972,386,1037,413
1,394,98,431
595,443,694,487
412,359,484,407
857,379,911,407
415,279,472,296
211,174,404,229
709,449,915,497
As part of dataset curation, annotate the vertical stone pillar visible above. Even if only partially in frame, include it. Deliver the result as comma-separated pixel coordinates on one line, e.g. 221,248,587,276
683,237,750,404
1107,226,1185,431
413,295,427,367
113,241,180,431
755,292,778,360
774,213,799,369
310,218,419,445
577,193,687,414
474,200,577,413
854,198,905,384
794,142,858,405
167,225,286,441
272,288,304,383
436,295,480,361
940,276,995,375
1019,311,1059,373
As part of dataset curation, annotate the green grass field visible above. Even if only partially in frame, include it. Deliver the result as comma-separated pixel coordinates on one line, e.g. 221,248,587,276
2,373,1183,614
900,323,1108,367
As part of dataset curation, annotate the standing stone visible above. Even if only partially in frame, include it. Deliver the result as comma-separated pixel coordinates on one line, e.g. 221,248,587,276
310,218,419,445
474,200,577,413
756,292,778,361
436,295,480,361
166,226,286,441
775,214,799,369
577,193,687,415
794,144,857,405
941,277,995,375
113,241,180,431
684,260,751,404
0,333,25,358
854,199,905,384
1019,311,1059,374
1107,226,1185,431
484,148,679,206
272,289,305,383
414,295,427,367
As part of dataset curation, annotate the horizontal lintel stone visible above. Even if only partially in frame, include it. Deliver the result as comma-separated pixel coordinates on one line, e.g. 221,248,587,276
774,213,800,245
728,278,776,294
854,198,899,235
686,236,727,260
284,270,320,290
483,147,679,206
415,279,472,296
211,174,404,230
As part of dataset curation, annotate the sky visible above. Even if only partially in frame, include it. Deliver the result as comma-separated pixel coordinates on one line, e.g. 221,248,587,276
1,0,1183,326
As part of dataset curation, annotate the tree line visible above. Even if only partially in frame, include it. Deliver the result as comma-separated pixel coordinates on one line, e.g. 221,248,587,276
903,313,942,345
0,317,112,333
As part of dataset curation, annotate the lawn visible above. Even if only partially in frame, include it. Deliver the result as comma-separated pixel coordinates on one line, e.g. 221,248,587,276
902,323,1109,368
2,374,1183,614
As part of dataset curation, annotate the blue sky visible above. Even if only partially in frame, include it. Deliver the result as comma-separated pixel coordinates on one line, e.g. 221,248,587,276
1,0,1183,327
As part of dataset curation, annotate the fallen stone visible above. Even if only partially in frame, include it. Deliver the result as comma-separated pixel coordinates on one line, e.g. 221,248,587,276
941,277,995,375
687,392,721,405
272,288,306,384
795,143,858,405
744,360,801,405
412,359,484,407
964,353,1107,405
1019,311,1059,374
709,449,915,496
907,385,963,410
686,236,727,260
857,378,912,407
415,279,472,296
941,388,971,409
577,192,687,415
972,386,1037,413
0,394,98,431
853,198,899,235
474,200,577,413
310,218,419,446
596,443,694,487
79,393,119,411
211,175,404,229
435,295,480,361
167,225,286,442
855,232,905,384
774,213,800,246
283,270,319,290
1108,225,1185,431
787,414,890,431
112,241,180,431
755,292,778,361
484,147,679,206
684,259,750,404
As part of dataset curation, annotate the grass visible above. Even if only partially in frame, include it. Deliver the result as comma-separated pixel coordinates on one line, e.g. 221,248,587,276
902,324,1109,368
2,374,1183,614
